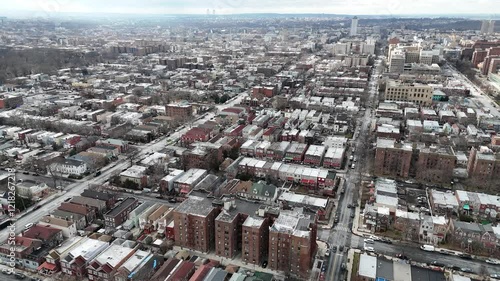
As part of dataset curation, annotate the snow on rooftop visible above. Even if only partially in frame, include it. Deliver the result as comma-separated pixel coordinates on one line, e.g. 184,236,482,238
95,244,134,269
121,250,150,272
69,238,108,261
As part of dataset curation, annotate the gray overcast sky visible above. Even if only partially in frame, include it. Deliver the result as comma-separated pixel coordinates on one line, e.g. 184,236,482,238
5,0,500,15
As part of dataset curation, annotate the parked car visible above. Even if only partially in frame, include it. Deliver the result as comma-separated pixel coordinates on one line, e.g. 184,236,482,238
459,253,472,260
364,246,374,252
262,261,268,268
380,238,392,244
339,245,344,252
486,259,500,265
364,239,375,244
14,272,26,279
490,273,500,279
461,268,474,273
439,249,454,255
396,254,408,260
430,261,446,267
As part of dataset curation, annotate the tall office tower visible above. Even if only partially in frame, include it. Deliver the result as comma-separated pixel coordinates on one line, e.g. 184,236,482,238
488,21,496,34
350,16,358,36
481,20,496,34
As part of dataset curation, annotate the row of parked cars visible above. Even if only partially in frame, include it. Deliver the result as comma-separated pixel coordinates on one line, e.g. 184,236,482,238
1,268,41,280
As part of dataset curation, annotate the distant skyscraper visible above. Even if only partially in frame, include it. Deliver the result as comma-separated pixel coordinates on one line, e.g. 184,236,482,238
489,20,496,34
481,20,496,34
212,9,215,15
206,9,210,15
350,16,358,36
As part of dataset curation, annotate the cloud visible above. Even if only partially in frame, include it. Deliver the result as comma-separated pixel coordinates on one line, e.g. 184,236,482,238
3,0,500,15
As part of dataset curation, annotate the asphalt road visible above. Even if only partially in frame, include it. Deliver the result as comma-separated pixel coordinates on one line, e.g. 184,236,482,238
0,94,247,243
324,58,384,281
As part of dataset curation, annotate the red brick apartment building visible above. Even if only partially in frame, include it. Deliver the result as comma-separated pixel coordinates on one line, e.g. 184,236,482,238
374,138,412,178
181,127,212,147
166,103,193,119
416,146,456,183
467,146,500,181
268,210,317,280
173,195,220,253
252,85,277,98
104,198,139,228
214,198,269,266
0,94,23,109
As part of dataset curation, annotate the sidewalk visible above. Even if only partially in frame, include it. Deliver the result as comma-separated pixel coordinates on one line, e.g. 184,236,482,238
345,248,358,281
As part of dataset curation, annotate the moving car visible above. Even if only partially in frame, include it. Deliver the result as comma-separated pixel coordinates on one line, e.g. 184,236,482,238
24,223,34,230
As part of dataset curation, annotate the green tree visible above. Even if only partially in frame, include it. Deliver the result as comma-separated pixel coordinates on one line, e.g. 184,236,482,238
15,194,33,212
123,179,139,190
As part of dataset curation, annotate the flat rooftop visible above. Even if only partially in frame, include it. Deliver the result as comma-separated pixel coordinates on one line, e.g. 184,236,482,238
174,195,215,217
95,244,134,268
106,198,137,217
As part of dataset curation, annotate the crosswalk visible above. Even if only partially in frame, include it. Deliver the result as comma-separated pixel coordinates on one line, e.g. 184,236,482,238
334,224,351,232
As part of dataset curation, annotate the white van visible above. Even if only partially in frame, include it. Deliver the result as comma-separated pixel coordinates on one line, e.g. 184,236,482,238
420,245,435,252
351,164,355,169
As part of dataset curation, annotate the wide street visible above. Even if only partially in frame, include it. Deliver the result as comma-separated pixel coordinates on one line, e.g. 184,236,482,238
323,58,383,281
321,59,500,281
0,93,247,243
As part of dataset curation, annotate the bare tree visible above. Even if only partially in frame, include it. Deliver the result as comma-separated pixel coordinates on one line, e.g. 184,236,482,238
46,162,64,189
147,160,169,187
